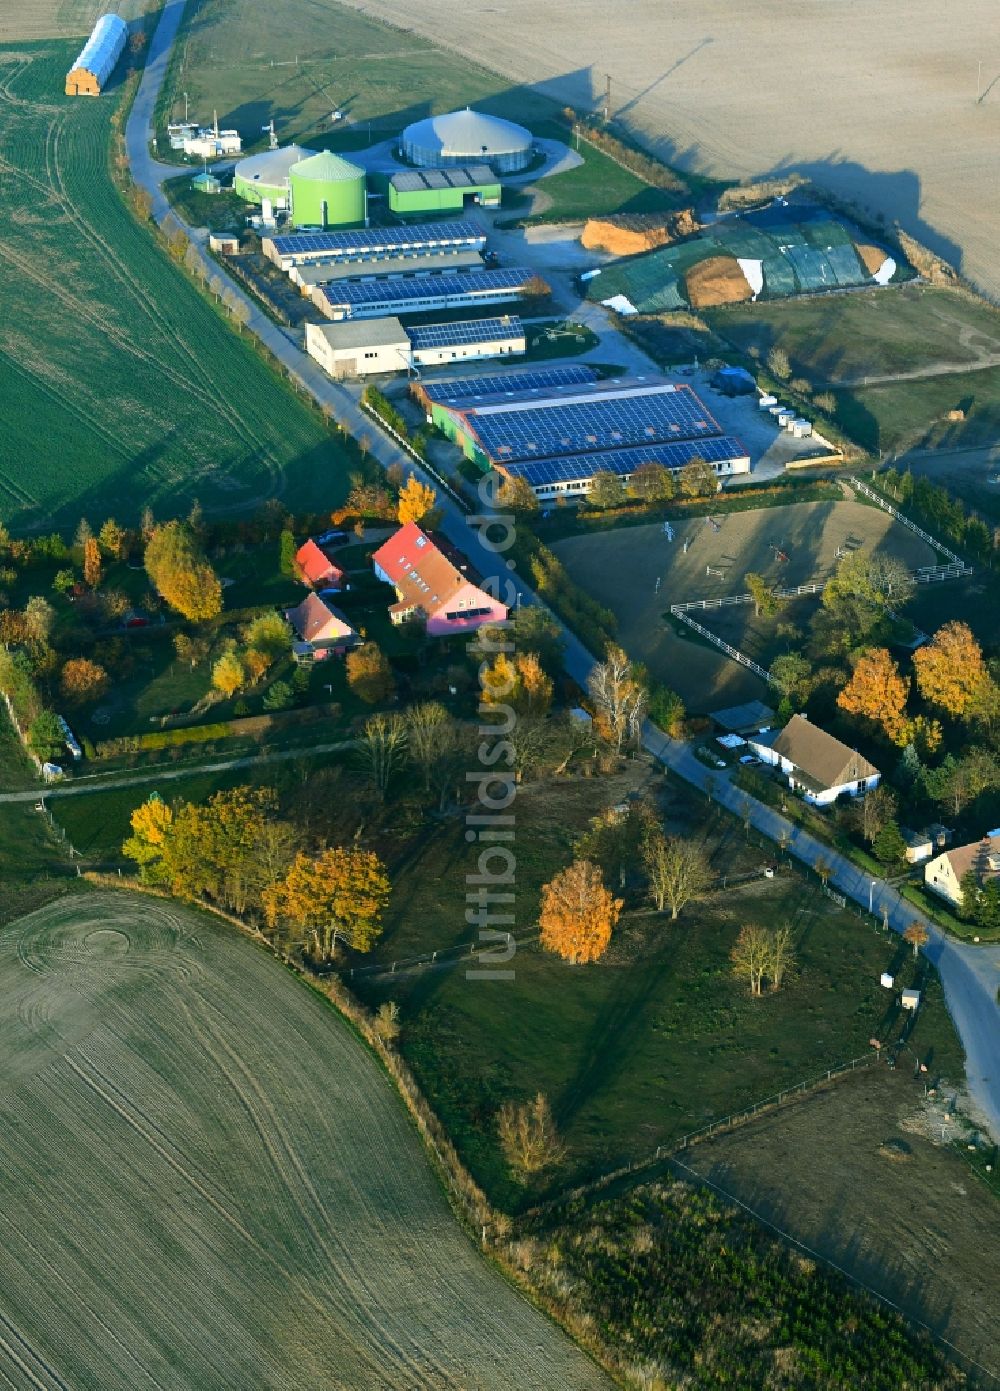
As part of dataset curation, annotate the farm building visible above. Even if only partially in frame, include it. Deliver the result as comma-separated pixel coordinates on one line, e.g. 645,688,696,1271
285,593,356,659
183,124,242,158
306,314,525,378
710,700,776,736
233,145,315,210
371,523,507,636
747,715,880,806
288,151,367,228
192,171,222,195
414,363,597,410
262,220,487,269
208,232,239,253
924,832,1000,907
313,266,532,322
291,250,485,297
401,108,533,174
65,13,127,96
388,166,501,216
295,539,345,589
425,374,749,499
306,318,411,379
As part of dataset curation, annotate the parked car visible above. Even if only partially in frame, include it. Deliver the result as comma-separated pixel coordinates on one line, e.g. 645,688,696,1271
316,529,349,547
739,754,761,766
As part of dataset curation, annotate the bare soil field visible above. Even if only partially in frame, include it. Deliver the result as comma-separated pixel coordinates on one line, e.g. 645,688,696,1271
0,892,611,1390
337,0,1000,302
551,499,935,709
681,1066,1000,1383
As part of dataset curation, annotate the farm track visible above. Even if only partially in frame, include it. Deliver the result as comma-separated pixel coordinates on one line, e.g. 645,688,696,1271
0,894,612,1389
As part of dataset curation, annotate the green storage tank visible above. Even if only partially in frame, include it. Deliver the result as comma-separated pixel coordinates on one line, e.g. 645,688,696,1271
233,144,314,207
288,150,366,228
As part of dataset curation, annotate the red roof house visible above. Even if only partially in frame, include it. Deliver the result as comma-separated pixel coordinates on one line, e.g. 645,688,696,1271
284,593,356,659
296,538,345,590
371,522,507,636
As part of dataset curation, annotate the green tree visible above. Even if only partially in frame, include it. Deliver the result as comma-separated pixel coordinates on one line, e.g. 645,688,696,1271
587,471,627,509
28,711,64,762
678,458,717,498
873,819,907,865
746,572,781,618
628,461,675,503
279,528,298,577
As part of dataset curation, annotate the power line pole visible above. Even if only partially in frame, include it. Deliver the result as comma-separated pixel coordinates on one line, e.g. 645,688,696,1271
603,73,612,124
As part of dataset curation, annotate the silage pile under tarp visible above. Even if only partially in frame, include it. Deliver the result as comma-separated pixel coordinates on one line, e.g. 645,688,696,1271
586,203,907,314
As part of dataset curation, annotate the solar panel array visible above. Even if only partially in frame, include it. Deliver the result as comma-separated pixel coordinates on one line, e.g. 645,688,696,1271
422,364,596,404
464,383,724,462
408,316,524,350
269,220,487,261
320,267,531,313
500,436,747,488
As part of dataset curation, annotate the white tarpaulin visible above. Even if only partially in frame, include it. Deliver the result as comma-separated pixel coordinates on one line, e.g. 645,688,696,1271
602,294,638,316
872,256,896,286
737,258,764,299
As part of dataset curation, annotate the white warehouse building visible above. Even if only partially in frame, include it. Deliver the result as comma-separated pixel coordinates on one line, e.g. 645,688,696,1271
306,314,525,379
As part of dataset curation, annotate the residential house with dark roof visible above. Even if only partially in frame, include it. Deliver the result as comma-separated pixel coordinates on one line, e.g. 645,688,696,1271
747,714,880,806
284,592,356,660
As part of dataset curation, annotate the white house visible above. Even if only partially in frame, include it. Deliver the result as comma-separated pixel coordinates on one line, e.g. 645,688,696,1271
924,832,1000,908
747,714,880,806
305,317,412,379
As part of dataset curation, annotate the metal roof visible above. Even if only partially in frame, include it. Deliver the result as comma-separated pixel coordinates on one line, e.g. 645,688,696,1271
68,13,127,85
235,144,315,187
309,317,409,350
317,267,531,314
294,249,483,286
266,220,487,261
402,108,532,159
289,149,365,184
390,164,499,193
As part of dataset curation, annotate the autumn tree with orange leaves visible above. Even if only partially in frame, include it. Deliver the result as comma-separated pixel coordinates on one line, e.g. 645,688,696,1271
263,846,391,958
144,520,222,622
539,859,622,964
60,657,109,706
397,475,438,527
481,650,553,716
82,536,102,589
837,647,910,744
913,621,987,718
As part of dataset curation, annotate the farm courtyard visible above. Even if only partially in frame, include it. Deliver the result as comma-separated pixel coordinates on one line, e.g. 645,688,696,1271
0,892,610,1391
551,498,937,710
0,42,347,532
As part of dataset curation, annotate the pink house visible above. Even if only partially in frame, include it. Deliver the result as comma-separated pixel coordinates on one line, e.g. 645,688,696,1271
371,522,507,636
284,592,356,660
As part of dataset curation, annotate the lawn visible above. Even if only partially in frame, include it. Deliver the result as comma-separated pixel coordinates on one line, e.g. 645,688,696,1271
706,285,1000,454
0,891,610,1390
528,132,684,224
352,768,962,1210
0,43,350,533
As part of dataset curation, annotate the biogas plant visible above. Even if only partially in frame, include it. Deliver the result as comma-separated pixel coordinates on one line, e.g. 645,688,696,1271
233,147,367,228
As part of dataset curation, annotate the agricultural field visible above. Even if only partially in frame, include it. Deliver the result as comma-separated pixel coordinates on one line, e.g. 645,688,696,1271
0,43,347,533
683,1066,1000,1381
551,498,937,710
0,891,612,1390
0,0,147,42
335,0,1000,305
352,768,963,1210
706,286,1000,454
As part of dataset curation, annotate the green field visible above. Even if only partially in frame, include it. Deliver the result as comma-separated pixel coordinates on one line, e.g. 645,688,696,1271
352,770,963,1209
706,286,1000,454
0,43,349,533
0,891,611,1389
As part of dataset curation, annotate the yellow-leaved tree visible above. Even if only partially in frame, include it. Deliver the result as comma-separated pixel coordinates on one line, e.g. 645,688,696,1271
122,795,174,875
263,846,391,959
836,647,910,744
481,651,553,715
539,859,622,964
913,621,987,718
144,520,222,622
397,475,438,526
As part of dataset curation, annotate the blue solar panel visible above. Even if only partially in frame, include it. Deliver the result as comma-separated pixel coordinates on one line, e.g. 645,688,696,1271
501,437,748,487
463,383,724,462
319,267,530,314
270,220,487,260
408,316,523,350
422,364,596,404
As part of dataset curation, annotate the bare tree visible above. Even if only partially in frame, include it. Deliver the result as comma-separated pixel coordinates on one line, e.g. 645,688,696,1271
406,701,453,793
587,644,647,754
731,925,772,996
643,831,713,919
372,1000,401,1045
903,920,929,958
208,274,224,301
355,713,407,800
497,1093,564,1177
850,784,898,845
767,925,795,990
232,299,251,334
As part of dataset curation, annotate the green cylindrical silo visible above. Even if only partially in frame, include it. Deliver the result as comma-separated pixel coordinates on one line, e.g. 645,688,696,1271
288,151,366,228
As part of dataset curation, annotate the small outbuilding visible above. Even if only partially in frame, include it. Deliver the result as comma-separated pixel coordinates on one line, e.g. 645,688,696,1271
710,699,775,736
208,232,240,254
65,13,127,95
901,989,921,1012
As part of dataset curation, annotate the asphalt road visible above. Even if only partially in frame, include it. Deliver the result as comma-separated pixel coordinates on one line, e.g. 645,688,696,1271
127,1,1000,1141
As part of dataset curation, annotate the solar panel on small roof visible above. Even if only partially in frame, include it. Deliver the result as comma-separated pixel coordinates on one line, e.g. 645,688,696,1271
408,316,524,350
320,267,530,312
270,220,487,259
499,436,747,487
422,364,597,404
